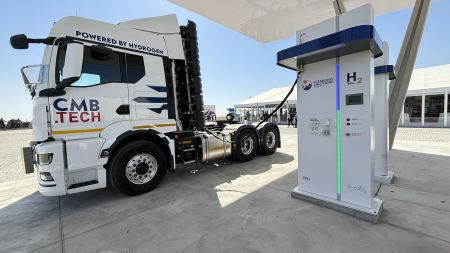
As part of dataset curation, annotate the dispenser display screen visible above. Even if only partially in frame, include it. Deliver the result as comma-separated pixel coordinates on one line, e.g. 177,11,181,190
346,93,364,105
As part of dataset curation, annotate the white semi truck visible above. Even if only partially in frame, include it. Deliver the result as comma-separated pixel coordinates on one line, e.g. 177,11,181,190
11,14,281,196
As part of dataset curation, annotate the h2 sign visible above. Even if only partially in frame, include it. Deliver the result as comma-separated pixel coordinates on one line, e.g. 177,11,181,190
346,72,363,85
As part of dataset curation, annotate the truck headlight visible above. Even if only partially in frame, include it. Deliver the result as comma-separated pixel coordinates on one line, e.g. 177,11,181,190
37,153,53,165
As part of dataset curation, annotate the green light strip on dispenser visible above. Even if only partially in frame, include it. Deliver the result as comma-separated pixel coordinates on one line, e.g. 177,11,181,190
336,111,341,196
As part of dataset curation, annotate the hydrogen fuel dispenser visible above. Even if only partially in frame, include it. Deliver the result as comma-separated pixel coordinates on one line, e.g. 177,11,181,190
374,42,396,184
277,4,389,222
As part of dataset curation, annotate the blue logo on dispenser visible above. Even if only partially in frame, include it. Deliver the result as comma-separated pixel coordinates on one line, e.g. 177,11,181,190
302,80,312,91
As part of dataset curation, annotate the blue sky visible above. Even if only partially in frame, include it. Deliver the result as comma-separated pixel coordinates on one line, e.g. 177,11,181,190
1,0,449,120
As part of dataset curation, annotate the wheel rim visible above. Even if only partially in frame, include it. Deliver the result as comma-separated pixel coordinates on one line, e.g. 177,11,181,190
126,153,158,185
241,136,254,155
266,131,276,149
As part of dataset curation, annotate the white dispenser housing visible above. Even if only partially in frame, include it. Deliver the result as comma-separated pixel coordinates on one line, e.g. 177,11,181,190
277,4,386,222
374,42,396,184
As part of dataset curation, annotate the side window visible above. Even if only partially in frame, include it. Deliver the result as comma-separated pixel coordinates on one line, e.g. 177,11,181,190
126,53,145,83
56,44,67,82
56,44,124,87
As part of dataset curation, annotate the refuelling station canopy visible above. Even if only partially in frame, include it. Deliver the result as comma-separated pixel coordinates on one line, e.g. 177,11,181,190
168,0,415,43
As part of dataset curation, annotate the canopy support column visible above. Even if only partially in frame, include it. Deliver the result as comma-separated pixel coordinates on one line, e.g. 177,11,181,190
389,0,431,149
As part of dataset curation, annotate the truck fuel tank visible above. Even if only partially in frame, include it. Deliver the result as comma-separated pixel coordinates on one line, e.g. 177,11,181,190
199,132,232,162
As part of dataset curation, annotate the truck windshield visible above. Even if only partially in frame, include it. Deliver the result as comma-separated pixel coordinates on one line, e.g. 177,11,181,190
21,64,49,96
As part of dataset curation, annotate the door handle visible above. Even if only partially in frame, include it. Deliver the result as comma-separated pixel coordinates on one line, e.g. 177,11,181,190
116,104,130,115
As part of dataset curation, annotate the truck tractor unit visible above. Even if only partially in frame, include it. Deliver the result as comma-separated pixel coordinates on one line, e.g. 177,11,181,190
11,14,281,196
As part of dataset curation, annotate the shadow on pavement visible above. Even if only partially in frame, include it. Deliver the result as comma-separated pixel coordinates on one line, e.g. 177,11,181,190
0,150,295,252
2,148,450,252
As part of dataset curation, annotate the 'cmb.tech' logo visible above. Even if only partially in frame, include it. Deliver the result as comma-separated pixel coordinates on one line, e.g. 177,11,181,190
53,98,101,123
302,80,313,91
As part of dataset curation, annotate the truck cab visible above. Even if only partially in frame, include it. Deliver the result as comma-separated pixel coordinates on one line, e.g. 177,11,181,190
12,15,281,196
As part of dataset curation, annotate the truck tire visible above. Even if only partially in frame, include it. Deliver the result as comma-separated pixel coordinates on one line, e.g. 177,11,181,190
232,129,258,162
108,141,167,195
260,126,279,155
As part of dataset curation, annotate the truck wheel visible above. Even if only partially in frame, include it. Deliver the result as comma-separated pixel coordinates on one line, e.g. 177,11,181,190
108,141,167,195
232,129,258,162
260,126,279,155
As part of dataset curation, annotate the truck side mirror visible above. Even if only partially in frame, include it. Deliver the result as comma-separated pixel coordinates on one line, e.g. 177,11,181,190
10,34,29,49
60,42,84,87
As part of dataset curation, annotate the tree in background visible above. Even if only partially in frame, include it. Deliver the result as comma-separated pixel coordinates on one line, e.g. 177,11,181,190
6,119,22,129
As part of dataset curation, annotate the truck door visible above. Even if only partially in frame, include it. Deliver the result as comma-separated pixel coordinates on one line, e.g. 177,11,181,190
127,53,170,123
49,43,130,138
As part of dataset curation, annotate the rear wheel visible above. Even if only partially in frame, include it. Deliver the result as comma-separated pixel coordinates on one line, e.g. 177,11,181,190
232,129,258,162
260,126,279,155
108,141,167,195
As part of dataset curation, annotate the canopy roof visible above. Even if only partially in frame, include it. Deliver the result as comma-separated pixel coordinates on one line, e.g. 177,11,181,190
169,0,415,42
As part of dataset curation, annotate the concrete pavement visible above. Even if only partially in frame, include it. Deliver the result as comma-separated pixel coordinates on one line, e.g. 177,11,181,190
0,127,449,253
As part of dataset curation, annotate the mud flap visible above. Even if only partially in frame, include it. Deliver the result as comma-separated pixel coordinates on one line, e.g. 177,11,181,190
21,147,34,174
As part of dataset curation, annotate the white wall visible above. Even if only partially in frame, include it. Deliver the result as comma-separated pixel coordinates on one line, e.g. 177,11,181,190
408,64,450,91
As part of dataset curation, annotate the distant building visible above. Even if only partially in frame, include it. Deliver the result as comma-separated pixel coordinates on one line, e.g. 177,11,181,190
235,86,296,124
204,105,216,121
204,105,216,113
400,64,450,127
235,64,450,127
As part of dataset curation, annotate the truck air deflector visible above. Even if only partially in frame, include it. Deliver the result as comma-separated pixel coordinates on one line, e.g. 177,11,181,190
375,65,396,80
277,25,383,71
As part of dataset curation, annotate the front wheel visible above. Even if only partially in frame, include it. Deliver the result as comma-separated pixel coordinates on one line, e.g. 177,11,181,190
108,141,167,195
232,129,258,162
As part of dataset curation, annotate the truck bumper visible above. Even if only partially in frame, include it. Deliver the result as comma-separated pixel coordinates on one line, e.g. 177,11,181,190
34,141,67,196
32,138,108,197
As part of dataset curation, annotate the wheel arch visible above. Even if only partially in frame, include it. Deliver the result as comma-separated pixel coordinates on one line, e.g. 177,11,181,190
223,124,258,153
225,124,256,142
103,129,175,171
